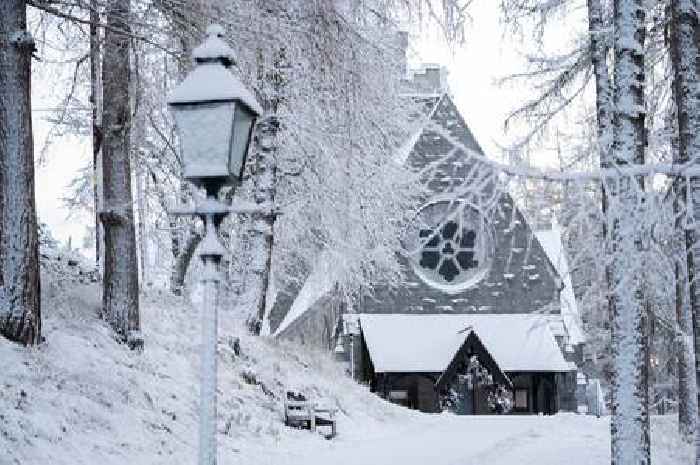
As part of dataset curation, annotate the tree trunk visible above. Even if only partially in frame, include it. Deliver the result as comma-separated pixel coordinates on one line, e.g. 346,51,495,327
101,0,142,350
675,255,698,440
136,167,148,287
668,0,700,452
171,232,201,294
587,0,613,173
243,46,286,335
245,116,279,335
89,0,103,276
168,186,187,295
132,44,148,289
609,1,650,464
0,0,41,346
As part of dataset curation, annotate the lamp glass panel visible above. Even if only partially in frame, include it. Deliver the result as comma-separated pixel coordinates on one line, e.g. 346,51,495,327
229,105,255,180
172,101,235,180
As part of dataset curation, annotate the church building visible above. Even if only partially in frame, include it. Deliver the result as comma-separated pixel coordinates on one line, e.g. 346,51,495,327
269,64,585,415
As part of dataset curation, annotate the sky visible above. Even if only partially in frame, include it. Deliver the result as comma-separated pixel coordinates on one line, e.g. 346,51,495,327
31,1,589,253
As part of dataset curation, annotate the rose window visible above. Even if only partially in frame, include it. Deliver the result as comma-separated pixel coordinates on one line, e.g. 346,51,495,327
406,200,494,291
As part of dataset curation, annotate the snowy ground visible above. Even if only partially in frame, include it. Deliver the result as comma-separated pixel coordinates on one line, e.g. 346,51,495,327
0,274,693,465
249,413,690,465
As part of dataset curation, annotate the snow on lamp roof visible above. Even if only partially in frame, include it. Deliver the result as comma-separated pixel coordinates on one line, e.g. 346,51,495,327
168,25,263,116
357,313,572,373
193,25,236,65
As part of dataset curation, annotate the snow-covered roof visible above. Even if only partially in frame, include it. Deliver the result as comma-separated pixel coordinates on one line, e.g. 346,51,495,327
546,317,567,338
534,225,585,344
274,255,337,336
357,314,572,373
393,94,444,165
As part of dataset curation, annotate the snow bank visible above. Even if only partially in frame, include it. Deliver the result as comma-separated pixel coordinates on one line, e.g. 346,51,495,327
0,276,407,465
1,275,691,465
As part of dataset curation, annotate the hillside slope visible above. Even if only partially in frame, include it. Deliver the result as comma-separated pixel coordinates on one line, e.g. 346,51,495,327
0,269,692,465
0,273,408,465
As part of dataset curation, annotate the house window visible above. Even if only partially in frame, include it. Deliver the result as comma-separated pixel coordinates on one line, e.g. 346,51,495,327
406,200,494,291
515,389,528,409
388,390,409,407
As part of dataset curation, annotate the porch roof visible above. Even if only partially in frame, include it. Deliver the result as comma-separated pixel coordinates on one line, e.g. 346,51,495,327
357,314,572,373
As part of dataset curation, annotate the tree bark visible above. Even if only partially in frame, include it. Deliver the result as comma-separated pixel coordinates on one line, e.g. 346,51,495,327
244,46,286,335
132,44,148,289
609,1,650,464
89,0,103,276
0,0,41,346
246,116,279,335
136,166,148,287
101,0,141,349
171,232,201,294
588,0,613,172
668,0,700,452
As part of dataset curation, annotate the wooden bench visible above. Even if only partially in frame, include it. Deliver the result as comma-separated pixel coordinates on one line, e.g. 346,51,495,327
284,390,337,439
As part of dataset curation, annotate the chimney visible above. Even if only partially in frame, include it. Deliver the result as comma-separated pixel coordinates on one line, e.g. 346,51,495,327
406,64,449,95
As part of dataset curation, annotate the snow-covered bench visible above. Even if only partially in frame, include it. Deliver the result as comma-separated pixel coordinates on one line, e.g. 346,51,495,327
284,390,337,439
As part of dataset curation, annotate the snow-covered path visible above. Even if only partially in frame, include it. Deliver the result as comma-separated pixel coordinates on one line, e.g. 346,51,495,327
245,414,688,465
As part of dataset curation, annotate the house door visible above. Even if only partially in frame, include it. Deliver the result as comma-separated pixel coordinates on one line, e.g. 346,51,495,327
461,382,474,415
536,378,555,415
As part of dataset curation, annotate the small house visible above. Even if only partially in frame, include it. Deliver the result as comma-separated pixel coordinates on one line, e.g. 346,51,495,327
344,314,574,414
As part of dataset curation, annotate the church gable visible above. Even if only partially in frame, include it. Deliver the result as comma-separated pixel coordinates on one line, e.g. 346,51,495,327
361,94,561,316
271,92,564,339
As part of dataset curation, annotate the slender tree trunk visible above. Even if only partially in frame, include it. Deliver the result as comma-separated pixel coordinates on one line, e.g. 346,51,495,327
243,46,286,335
668,0,700,453
587,0,618,400
169,194,186,294
609,1,650,464
0,0,41,346
675,253,698,440
101,0,142,349
89,0,103,276
246,116,279,335
171,232,202,294
588,0,614,173
132,45,148,289
137,167,148,287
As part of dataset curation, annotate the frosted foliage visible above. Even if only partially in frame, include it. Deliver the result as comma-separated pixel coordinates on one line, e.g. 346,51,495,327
174,102,235,178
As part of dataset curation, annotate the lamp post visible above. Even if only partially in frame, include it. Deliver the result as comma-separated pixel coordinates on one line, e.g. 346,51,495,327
167,25,262,465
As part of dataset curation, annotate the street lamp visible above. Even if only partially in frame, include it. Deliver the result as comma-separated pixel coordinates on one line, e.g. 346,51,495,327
167,24,262,465
169,24,262,193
